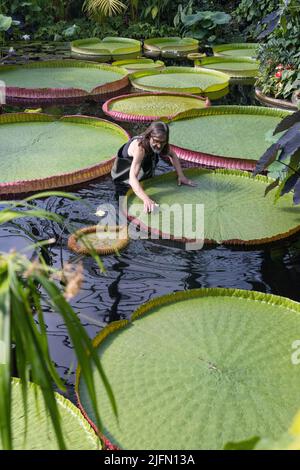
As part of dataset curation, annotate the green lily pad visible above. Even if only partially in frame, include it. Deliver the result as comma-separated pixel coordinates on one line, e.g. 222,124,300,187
130,67,229,95
143,37,198,58
125,168,300,245
103,92,209,122
0,113,129,194
213,43,258,59
194,57,259,79
77,288,300,450
0,378,100,450
169,106,289,169
71,37,141,61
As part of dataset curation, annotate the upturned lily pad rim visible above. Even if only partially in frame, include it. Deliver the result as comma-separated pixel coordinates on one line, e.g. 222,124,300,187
168,105,290,170
102,91,210,122
11,377,101,450
0,113,130,195
130,66,230,94
76,287,300,450
1,60,129,104
71,37,141,56
213,42,258,57
112,58,165,71
124,168,300,246
68,225,129,255
194,56,259,78
144,36,199,51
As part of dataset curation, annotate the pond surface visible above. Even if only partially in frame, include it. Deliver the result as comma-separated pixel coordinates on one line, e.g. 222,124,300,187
1,47,300,399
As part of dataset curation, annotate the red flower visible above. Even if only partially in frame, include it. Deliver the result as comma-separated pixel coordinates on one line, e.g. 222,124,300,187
275,71,282,79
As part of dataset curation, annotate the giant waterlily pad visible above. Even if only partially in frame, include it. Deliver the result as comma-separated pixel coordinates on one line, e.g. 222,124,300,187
0,113,129,194
0,378,100,450
0,60,129,105
143,37,198,58
71,37,141,61
77,288,300,450
125,168,300,245
213,43,258,58
194,57,259,80
112,58,165,73
130,67,229,95
103,92,209,122
168,106,289,170
68,225,129,255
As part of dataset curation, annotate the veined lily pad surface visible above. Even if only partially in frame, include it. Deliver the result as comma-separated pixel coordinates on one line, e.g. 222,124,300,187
213,43,258,58
71,37,141,61
143,37,198,58
0,60,129,104
112,58,165,72
125,169,300,245
169,106,289,170
77,288,300,450
1,378,100,450
103,92,209,122
130,67,229,95
195,57,259,79
0,113,129,194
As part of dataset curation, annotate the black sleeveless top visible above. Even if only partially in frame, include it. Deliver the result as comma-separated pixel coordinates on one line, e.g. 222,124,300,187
111,136,159,183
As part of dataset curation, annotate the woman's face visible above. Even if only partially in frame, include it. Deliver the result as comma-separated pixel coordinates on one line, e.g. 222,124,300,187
149,134,167,154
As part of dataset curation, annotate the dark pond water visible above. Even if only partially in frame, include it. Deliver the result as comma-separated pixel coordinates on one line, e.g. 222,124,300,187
1,47,300,399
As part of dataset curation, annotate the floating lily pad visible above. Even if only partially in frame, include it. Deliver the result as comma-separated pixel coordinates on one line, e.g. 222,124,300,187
68,225,129,255
0,378,100,450
213,43,258,59
71,37,141,61
0,60,129,104
0,113,129,194
103,92,209,122
130,67,229,95
168,106,289,170
125,168,300,245
112,58,165,72
143,37,198,58
77,288,300,449
194,57,259,80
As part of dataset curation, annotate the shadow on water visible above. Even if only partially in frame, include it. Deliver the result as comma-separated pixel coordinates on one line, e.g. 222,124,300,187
1,48,300,391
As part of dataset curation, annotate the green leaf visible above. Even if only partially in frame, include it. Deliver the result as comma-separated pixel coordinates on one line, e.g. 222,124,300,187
0,15,12,33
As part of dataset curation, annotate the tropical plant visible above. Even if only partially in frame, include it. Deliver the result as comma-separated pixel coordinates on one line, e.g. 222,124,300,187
173,1,231,43
253,110,300,204
0,191,116,449
234,0,279,39
83,0,127,20
255,0,300,101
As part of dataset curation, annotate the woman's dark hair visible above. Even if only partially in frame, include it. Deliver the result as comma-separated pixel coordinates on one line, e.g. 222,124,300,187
138,121,170,156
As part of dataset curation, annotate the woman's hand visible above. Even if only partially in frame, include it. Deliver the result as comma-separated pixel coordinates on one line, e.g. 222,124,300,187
143,196,159,213
177,175,197,187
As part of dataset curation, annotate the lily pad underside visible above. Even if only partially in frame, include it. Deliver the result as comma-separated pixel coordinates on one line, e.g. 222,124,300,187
76,288,300,450
102,92,210,122
125,168,300,245
0,113,129,194
168,106,289,170
130,67,229,95
71,37,141,61
0,378,100,450
0,60,129,104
